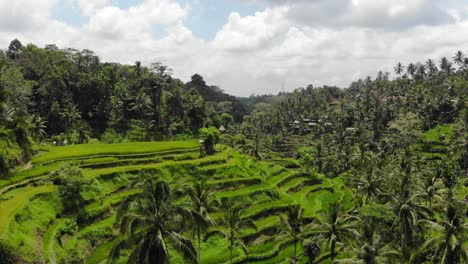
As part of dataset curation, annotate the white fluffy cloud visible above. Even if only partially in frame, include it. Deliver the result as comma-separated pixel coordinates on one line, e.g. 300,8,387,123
212,7,287,51
1,0,468,96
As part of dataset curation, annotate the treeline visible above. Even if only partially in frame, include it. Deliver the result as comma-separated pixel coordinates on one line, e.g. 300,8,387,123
0,39,247,173
222,51,467,262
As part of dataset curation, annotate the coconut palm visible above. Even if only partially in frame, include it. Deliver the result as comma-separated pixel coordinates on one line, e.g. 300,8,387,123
30,113,47,140
109,178,198,264
406,63,416,78
303,239,320,264
420,202,468,264
215,198,256,264
60,103,81,132
389,152,431,259
311,202,359,261
355,167,384,205
185,182,216,263
417,174,443,209
439,57,453,75
394,63,405,77
453,50,464,66
425,59,437,75
130,90,151,120
280,205,305,262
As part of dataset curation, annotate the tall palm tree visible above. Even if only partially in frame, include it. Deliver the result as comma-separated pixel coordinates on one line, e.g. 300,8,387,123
420,203,468,263
130,90,151,120
280,205,305,262
60,103,81,132
303,239,320,264
416,64,426,80
406,63,416,79
355,167,384,205
439,57,453,75
311,202,359,261
30,113,47,140
417,174,443,209
453,50,464,66
109,178,198,264
185,182,216,263
390,151,431,260
394,63,405,77
215,198,256,264
425,59,438,76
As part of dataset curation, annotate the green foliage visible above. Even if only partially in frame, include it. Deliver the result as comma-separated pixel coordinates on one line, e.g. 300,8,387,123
199,126,221,155
53,165,89,212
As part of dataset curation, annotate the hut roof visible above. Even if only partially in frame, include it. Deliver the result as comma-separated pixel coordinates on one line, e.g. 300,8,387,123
219,125,226,132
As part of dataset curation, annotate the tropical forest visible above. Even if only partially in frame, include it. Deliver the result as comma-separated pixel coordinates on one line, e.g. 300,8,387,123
0,20,467,264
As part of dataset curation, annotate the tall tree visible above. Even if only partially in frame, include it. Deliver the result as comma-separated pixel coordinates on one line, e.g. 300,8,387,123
311,202,359,261
109,178,198,264
185,182,216,263
280,205,305,262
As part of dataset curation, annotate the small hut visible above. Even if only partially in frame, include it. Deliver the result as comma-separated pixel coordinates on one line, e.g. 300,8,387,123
219,125,226,133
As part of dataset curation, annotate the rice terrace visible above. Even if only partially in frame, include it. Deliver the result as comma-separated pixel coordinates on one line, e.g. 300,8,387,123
0,1,467,263
0,140,352,263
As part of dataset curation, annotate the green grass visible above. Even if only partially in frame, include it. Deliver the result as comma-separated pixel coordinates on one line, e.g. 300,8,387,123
0,185,56,236
423,124,454,142
0,142,354,264
33,140,199,164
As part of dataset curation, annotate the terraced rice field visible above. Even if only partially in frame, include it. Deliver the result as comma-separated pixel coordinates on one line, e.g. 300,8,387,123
0,141,352,263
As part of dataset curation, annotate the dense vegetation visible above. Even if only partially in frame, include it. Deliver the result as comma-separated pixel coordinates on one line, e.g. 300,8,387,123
0,39,466,263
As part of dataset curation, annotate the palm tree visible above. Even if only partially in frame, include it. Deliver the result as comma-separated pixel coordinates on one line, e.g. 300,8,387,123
311,202,359,261
420,203,468,263
417,174,443,209
30,113,47,140
303,239,320,264
425,59,438,76
60,103,81,132
109,178,198,264
390,151,431,259
453,50,464,66
215,198,256,264
280,205,305,262
416,64,426,79
185,182,216,263
355,168,384,205
130,90,151,120
406,63,416,78
440,57,453,75
394,63,405,77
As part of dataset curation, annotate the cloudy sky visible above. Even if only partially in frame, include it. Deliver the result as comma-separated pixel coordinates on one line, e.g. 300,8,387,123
1,0,468,96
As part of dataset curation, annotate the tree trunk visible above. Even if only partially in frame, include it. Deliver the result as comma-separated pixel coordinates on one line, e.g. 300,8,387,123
331,240,336,261
198,228,201,264
294,234,297,262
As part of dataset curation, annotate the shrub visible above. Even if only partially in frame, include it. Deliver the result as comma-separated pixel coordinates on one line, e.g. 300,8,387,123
53,165,89,212
100,128,124,143
199,126,221,155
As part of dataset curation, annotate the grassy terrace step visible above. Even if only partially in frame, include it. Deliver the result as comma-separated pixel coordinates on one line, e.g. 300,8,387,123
275,172,306,187
0,185,56,236
242,200,294,220
215,184,275,199
33,141,199,164
207,177,262,190
199,160,236,173
63,148,199,168
84,189,140,222
280,177,309,192
1,146,198,190
83,153,228,178
241,215,281,241
79,152,198,169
